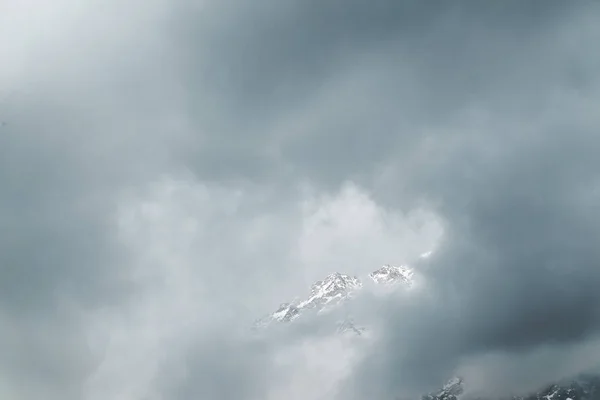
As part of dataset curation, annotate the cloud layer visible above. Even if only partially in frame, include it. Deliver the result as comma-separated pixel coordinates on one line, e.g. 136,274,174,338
2,1,600,399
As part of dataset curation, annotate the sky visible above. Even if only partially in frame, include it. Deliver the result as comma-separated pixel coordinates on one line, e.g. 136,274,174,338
1,1,600,399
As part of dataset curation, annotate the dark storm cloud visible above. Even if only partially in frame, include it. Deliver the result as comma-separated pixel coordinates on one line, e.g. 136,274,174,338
173,0,579,186
345,127,600,399
180,0,570,112
340,18,600,400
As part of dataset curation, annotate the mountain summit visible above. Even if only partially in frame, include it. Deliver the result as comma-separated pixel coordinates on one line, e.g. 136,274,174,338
370,264,414,285
257,264,413,327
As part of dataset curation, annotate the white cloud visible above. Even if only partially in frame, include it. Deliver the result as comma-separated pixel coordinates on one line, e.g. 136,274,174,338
78,175,443,399
297,182,443,283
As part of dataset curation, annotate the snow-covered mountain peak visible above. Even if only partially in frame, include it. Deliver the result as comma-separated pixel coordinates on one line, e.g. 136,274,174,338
369,264,414,286
310,272,362,296
298,272,362,309
257,265,415,327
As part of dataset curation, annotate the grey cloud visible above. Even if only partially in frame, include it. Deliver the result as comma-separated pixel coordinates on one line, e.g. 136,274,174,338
3,0,600,399
179,0,570,111
342,16,600,400
158,313,363,400
0,1,191,397
173,0,591,189
0,0,184,315
0,118,125,314
145,1,600,397
156,335,273,400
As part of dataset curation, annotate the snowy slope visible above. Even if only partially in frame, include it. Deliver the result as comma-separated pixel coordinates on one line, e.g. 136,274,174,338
256,264,413,327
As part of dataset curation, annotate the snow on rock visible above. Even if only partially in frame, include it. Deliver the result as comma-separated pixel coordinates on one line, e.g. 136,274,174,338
369,265,414,286
297,272,362,310
257,264,415,328
272,303,301,322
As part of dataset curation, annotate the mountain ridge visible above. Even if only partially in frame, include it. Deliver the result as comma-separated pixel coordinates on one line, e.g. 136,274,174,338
254,262,600,400
255,264,413,328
